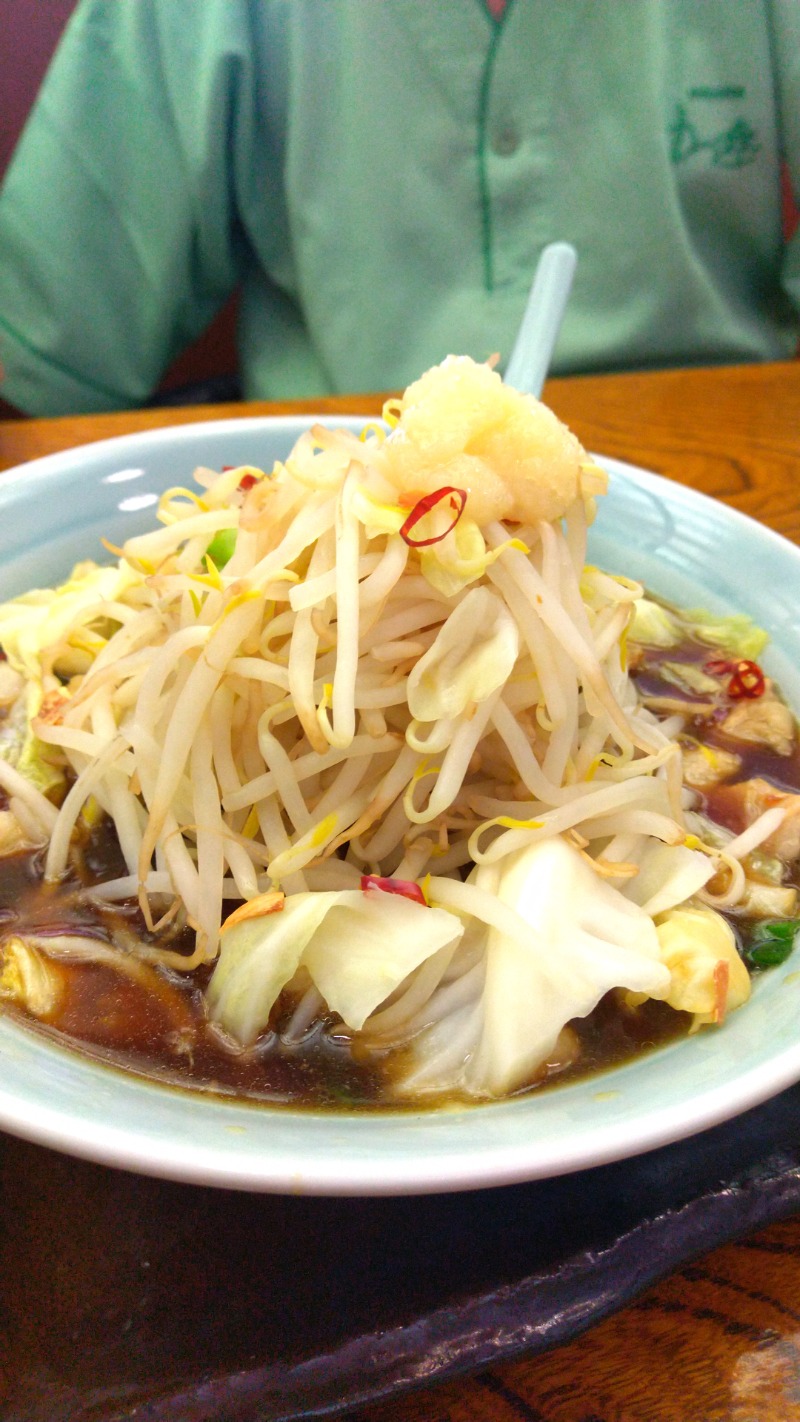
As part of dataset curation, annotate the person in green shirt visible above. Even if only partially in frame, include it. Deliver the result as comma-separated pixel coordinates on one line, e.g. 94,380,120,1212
0,0,798,416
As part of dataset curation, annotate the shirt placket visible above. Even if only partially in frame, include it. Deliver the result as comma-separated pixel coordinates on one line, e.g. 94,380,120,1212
479,3,585,295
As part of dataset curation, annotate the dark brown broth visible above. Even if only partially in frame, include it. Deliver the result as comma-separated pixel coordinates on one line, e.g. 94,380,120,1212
632,633,800,888
0,832,691,1109
0,842,393,1108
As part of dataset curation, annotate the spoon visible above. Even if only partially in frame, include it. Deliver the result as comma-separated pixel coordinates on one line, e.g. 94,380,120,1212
504,241,577,398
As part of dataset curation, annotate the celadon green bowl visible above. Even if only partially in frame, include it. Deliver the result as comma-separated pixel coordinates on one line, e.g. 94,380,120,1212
1,418,799,1195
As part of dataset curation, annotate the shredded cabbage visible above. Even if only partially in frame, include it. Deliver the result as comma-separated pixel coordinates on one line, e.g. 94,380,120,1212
0,562,142,679
630,598,768,659
681,608,769,659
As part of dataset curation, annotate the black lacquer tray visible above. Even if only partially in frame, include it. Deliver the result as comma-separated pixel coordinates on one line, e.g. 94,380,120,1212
3,1082,800,1421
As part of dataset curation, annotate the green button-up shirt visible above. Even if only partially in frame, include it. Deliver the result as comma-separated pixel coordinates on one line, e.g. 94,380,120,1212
1,0,798,414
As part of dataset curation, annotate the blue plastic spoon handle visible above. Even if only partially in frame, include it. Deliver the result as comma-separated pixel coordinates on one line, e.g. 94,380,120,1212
504,242,577,397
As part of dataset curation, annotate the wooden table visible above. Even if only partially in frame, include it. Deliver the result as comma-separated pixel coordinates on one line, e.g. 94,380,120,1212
2,361,800,1422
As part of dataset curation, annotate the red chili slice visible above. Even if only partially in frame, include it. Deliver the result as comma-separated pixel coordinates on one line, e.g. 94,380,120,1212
399,486,467,548
703,657,765,699
360,874,427,906
221,466,257,492
728,659,765,699
703,657,732,677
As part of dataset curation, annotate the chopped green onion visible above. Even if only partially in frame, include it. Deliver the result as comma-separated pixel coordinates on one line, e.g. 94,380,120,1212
206,528,237,568
745,919,798,969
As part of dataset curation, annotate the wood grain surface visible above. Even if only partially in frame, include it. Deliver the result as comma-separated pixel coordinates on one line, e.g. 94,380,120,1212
1,361,800,1422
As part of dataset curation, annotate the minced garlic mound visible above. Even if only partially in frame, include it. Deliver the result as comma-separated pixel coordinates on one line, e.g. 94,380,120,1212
377,355,598,525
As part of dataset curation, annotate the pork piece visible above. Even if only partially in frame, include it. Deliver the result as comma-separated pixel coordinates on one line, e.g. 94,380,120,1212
681,743,741,790
712,777,800,860
721,683,795,756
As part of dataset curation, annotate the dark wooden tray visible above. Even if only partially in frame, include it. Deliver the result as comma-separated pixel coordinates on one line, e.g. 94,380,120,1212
3,1080,800,1421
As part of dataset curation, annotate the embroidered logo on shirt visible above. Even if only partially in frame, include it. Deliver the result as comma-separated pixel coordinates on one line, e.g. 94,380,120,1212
668,90,760,169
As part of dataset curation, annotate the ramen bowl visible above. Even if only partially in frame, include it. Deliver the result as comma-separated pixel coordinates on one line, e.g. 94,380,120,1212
1,417,800,1195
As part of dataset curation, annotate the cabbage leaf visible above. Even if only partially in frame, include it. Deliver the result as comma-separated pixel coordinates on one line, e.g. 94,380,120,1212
206,888,464,1044
466,839,671,1095
628,598,768,660
0,679,64,795
620,840,714,917
0,561,142,680
405,838,672,1098
628,598,681,648
681,607,768,659
406,586,518,722
656,906,751,1027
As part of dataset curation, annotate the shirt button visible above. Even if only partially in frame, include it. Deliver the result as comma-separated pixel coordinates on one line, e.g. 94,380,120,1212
492,125,521,156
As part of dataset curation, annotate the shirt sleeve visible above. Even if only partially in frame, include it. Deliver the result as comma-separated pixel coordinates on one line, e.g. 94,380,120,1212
769,0,800,326
0,0,252,415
